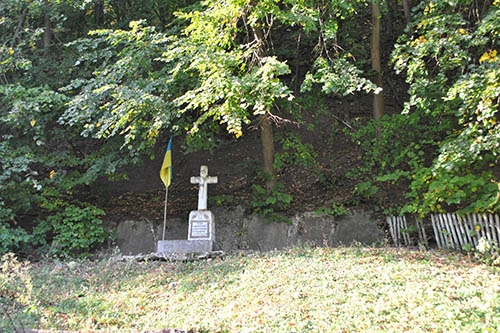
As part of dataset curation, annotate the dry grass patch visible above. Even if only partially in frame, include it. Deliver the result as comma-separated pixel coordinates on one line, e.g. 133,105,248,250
1,246,499,331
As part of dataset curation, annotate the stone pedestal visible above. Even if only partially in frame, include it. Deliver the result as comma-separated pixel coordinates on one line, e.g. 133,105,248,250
156,211,214,253
157,239,212,253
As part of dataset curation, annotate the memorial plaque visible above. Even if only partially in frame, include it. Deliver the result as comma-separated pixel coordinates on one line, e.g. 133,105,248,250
190,220,209,238
188,210,214,241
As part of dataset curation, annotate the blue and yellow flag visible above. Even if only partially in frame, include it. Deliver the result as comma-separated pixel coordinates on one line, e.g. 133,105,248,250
160,137,172,187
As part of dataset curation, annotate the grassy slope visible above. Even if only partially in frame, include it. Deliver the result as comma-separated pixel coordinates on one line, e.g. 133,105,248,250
2,247,499,332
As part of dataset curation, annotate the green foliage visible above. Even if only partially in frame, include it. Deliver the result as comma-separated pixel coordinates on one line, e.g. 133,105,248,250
0,208,31,255
315,202,348,217
210,195,234,207
34,204,109,258
163,0,377,141
0,0,198,256
302,57,380,96
354,181,380,201
274,132,318,170
350,112,449,212
61,21,177,156
0,253,36,331
165,0,294,138
0,76,116,257
390,0,500,215
351,0,500,216
351,113,448,178
250,183,293,223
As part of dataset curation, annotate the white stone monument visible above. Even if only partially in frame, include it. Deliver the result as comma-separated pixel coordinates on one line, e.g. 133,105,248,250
157,165,218,254
188,166,217,242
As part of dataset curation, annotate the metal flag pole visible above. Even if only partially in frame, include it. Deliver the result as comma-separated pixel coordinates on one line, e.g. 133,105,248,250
162,186,169,241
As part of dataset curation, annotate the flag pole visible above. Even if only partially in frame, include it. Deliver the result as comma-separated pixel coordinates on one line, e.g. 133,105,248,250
162,185,169,241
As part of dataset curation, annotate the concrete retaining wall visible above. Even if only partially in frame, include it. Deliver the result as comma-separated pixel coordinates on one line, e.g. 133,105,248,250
113,206,385,255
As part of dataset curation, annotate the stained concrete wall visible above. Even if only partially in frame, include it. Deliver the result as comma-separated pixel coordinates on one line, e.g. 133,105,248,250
113,206,385,255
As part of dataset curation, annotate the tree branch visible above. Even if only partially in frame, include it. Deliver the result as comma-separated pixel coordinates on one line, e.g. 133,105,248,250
12,0,33,46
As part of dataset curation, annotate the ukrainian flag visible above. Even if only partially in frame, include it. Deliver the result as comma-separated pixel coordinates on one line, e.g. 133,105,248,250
160,137,172,188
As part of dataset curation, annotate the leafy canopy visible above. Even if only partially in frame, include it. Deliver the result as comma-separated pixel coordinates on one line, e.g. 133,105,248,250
390,0,500,215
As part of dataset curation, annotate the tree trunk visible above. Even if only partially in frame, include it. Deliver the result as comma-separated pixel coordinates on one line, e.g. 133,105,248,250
371,1,384,121
260,115,278,190
385,0,394,37
94,1,105,27
43,0,51,57
252,23,278,190
402,0,411,25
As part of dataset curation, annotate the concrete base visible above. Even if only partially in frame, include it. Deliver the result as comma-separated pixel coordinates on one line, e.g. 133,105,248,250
157,239,213,254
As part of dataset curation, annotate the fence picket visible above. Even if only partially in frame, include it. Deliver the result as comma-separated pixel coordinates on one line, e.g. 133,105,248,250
438,214,448,248
482,214,493,242
453,213,466,248
459,214,473,247
495,215,500,246
431,215,441,249
450,214,460,249
396,217,401,246
399,217,405,246
416,218,427,244
388,217,392,244
396,216,404,246
403,216,411,246
446,214,457,248
393,216,399,246
450,214,462,248
486,214,497,244
441,214,452,248
396,217,401,247
387,217,395,246
467,214,476,247
447,213,460,248
401,216,412,246
438,214,450,248
472,214,481,246
478,214,487,239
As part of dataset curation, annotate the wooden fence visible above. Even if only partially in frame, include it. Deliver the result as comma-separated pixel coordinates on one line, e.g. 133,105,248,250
387,213,500,249
386,216,427,247
431,213,500,249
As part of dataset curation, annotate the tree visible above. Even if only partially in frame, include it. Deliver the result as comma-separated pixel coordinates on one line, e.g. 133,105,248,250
371,0,384,121
0,0,193,255
165,0,380,190
67,0,379,192
402,0,411,24
43,0,52,56
392,0,500,215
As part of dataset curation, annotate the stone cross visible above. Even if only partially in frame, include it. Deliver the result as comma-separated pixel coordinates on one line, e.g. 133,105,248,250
190,165,218,210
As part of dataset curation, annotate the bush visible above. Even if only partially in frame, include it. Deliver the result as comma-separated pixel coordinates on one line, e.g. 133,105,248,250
34,204,109,258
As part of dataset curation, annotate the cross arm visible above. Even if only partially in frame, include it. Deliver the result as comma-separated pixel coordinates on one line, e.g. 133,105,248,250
207,176,218,184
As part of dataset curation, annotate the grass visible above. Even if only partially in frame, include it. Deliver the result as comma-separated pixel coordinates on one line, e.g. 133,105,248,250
1,246,499,332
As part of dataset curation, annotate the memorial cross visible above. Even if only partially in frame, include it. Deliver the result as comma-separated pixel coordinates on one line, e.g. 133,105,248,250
190,165,218,210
